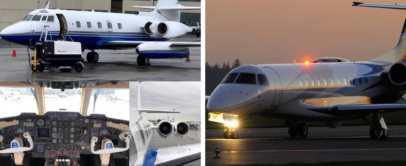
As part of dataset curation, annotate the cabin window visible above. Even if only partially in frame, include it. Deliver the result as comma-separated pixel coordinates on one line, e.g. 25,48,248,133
107,23,112,29
87,22,92,28
236,73,256,84
323,78,327,86
41,16,47,21
336,78,341,85
317,79,321,86
304,79,309,86
47,16,54,22
299,79,303,87
258,74,269,87
97,22,102,29
311,79,315,86
32,15,42,21
22,15,33,21
221,73,238,83
343,78,348,85
118,23,122,29
359,77,363,84
365,77,369,84
330,78,334,85
76,21,81,28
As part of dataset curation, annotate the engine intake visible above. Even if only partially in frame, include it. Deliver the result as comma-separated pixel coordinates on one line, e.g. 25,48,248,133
144,22,153,35
157,121,173,138
389,61,406,86
173,121,189,138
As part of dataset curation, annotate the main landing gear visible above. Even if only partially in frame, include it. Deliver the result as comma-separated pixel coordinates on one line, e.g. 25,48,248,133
287,121,308,138
137,56,150,66
223,128,238,139
86,50,99,63
370,113,389,140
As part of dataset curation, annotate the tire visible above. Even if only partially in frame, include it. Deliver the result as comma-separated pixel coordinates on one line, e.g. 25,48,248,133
74,62,84,72
31,64,37,72
93,52,99,63
87,52,94,62
38,65,45,72
192,29,195,34
288,123,299,138
223,129,229,139
231,130,238,139
137,56,149,66
370,124,383,140
298,122,308,138
196,34,200,37
380,129,389,140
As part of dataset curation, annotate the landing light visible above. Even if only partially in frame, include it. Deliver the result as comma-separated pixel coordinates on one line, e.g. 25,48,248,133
224,120,238,128
305,61,309,65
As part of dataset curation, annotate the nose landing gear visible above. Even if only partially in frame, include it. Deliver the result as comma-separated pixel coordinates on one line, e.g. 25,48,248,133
223,128,238,139
370,113,389,140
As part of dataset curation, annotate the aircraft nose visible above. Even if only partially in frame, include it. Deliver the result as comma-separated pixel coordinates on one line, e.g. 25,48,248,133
207,85,240,112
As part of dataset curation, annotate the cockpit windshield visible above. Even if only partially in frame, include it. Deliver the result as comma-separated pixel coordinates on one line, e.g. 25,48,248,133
22,15,33,21
31,15,42,21
221,73,238,83
236,73,256,84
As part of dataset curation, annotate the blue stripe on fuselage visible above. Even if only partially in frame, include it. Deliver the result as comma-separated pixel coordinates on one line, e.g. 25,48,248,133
1,31,168,50
333,63,382,94
143,145,158,166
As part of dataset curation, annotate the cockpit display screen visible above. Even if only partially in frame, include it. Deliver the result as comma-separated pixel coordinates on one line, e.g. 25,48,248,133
38,128,50,137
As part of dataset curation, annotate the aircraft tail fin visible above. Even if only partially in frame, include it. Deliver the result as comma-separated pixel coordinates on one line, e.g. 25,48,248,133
132,0,200,22
371,19,406,63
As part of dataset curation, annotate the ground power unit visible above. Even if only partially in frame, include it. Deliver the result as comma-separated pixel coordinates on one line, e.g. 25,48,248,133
31,41,84,72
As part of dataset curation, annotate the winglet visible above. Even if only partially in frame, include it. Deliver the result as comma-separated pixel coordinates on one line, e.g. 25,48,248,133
352,2,363,6
45,1,50,9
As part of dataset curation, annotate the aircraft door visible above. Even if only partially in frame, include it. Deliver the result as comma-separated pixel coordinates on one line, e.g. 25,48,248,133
265,68,283,106
56,14,68,40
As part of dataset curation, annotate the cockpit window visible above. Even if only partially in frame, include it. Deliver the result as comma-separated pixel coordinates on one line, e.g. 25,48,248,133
22,15,33,21
221,73,238,83
41,16,47,21
47,16,54,22
236,73,256,84
258,74,269,87
31,15,42,21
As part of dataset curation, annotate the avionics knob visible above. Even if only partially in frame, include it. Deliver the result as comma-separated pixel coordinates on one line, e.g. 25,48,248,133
52,139,57,143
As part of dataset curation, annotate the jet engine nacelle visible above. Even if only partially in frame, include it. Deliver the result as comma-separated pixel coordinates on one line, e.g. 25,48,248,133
157,120,173,139
389,60,406,86
173,121,189,138
143,21,191,39
136,42,190,59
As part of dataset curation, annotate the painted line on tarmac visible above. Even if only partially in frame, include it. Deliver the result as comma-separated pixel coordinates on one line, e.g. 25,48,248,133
206,135,406,140
205,148,406,154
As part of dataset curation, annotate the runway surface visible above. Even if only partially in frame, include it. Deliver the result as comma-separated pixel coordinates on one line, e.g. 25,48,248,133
151,129,201,166
206,126,406,165
0,35,200,82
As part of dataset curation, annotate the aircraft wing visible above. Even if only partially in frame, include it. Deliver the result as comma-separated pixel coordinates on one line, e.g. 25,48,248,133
353,2,406,10
153,143,201,166
307,103,406,115
139,110,180,113
102,41,201,48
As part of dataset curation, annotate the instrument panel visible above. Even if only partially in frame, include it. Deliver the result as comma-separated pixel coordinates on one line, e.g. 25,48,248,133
0,112,129,163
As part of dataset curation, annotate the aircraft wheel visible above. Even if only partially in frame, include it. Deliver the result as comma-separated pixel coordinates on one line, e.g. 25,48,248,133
288,123,299,138
31,64,37,72
87,52,94,62
370,124,383,140
93,52,99,63
223,129,229,139
380,129,389,140
74,62,84,72
38,64,45,72
137,56,150,66
298,122,308,138
230,130,238,139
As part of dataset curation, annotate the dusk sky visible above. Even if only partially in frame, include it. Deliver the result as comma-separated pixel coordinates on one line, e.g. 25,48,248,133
207,0,406,65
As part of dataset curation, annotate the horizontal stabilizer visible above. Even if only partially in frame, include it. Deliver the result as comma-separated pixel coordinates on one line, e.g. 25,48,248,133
353,2,406,10
307,103,406,115
139,110,180,113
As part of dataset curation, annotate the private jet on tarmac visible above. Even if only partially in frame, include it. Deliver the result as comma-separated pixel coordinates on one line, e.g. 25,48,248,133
129,82,200,166
0,0,200,66
207,2,406,140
